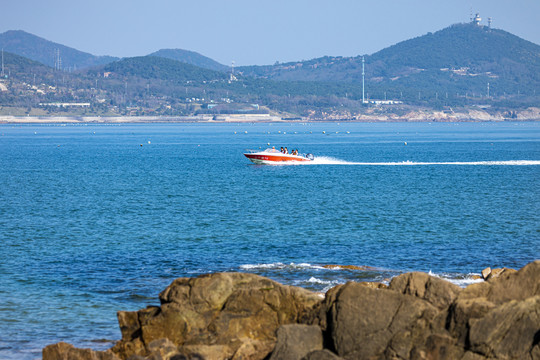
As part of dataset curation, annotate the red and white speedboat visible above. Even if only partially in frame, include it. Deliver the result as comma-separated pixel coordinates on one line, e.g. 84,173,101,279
244,148,314,164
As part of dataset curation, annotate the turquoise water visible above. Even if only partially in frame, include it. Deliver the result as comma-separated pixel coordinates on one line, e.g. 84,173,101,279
1,122,539,359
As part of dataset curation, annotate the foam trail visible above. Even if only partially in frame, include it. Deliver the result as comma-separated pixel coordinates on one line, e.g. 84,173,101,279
299,158,540,166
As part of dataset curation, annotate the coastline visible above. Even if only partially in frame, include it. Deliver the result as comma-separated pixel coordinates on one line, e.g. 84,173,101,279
1,106,540,124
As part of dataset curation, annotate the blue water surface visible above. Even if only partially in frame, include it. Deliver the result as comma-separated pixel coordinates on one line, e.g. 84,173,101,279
0,121,539,359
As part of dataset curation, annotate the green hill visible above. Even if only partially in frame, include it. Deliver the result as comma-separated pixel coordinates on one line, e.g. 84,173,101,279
0,50,65,84
98,56,228,83
149,49,228,72
0,30,118,70
239,23,540,96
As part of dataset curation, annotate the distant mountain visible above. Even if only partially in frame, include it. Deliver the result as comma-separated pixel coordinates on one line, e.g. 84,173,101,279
239,23,540,94
0,30,118,70
2,23,539,117
98,56,228,82
149,49,228,72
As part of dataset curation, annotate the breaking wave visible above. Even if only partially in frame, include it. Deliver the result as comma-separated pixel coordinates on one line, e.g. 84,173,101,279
239,262,326,270
239,263,486,291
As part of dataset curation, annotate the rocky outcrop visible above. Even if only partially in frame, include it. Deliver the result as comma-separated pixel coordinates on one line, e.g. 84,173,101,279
112,272,322,359
42,342,121,360
43,261,540,360
319,281,440,359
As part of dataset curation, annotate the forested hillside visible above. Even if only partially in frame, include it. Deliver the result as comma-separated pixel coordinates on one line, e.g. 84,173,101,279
149,49,228,72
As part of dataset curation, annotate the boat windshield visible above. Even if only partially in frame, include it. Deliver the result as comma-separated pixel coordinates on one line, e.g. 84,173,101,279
265,148,280,153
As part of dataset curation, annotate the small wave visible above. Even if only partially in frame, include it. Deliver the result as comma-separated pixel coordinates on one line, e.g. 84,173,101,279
306,276,335,285
297,277,344,293
428,271,484,287
239,262,326,270
302,158,540,166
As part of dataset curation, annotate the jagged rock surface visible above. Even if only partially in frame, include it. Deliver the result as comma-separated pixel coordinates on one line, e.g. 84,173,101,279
43,261,540,360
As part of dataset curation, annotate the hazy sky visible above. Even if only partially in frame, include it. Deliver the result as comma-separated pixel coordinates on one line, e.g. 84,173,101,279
2,0,539,66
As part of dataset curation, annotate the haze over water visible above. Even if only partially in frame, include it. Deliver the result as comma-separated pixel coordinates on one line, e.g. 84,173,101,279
1,121,539,359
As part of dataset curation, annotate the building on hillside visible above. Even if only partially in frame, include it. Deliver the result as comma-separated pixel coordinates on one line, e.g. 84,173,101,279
39,102,90,108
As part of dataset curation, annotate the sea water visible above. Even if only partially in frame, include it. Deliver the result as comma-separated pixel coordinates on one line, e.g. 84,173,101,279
0,121,539,359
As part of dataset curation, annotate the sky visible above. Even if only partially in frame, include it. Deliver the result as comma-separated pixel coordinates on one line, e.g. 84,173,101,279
2,0,540,66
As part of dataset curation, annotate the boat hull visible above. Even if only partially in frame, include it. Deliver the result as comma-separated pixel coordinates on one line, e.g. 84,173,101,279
244,152,312,164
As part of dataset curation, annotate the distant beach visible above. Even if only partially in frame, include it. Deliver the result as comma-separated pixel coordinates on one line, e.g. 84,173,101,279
1,107,540,123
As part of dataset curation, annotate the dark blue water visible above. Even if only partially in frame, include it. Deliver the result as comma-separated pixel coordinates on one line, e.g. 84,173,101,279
1,122,539,359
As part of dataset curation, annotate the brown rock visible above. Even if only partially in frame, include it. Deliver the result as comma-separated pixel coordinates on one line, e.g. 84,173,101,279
43,342,121,360
231,339,274,360
480,267,491,280
301,349,344,360
269,324,323,360
486,267,517,281
446,298,496,346
468,295,540,359
389,271,461,310
358,281,388,289
145,338,180,360
42,261,540,360
114,272,321,359
324,281,439,359
411,334,465,360
458,260,540,304
460,351,488,360
181,344,235,360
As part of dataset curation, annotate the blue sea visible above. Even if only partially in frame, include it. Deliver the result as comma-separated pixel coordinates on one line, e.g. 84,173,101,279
1,121,539,359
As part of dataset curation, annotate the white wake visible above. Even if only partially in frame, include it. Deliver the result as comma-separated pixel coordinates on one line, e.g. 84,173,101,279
299,157,540,166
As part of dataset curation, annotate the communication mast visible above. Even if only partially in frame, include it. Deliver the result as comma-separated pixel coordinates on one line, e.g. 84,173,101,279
362,56,366,104
488,17,493,28
229,61,237,82
1,48,4,77
473,13,482,26
54,49,62,71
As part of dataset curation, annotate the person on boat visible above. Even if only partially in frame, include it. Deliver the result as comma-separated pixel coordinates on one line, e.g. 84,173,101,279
280,147,284,153
284,147,289,154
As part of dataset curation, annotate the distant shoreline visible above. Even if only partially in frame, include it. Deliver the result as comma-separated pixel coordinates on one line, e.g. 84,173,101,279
1,112,540,124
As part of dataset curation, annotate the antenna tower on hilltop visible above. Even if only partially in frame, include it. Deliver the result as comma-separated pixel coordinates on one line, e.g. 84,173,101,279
229,61,237,82
55,49,62,71
472,13,482,26
362,56,366,104
1,48,4,77
488,17,493,28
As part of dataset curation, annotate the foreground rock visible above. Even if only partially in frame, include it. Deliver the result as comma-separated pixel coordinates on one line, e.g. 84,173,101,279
44,261,540,360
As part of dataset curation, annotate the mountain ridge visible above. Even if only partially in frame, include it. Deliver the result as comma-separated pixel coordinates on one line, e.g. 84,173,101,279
0,30,230,72
1,23,539,118
0,30,119,70
238,23,540,94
